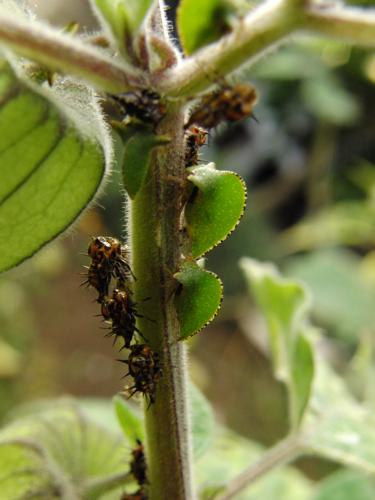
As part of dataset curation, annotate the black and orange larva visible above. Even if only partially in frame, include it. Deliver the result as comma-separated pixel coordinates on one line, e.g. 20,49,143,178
184,125,208,167
102,288,144,348
185,82,257,130
121,344,162,406
109,89,166,127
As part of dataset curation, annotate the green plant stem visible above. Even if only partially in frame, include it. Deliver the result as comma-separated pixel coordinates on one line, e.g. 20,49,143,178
130,104,195,500
0,12,144,93
216,434,304,500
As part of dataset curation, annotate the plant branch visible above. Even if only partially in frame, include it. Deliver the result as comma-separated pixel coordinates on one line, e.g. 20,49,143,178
0,13,145,93
216,434,304,500
303,4,375,46
157,0,300,97
157,0,375,98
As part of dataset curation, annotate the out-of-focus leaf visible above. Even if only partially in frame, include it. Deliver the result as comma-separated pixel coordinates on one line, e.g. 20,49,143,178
302,360,375,475
313,469,375,500
189,384,215,459
301,76,361,125
196,428,312,500
280,200,375,251
240,257,314,429
0,62,110,273
174,261,223,339
252,48,326,80
186,163,246,258
242,258,375,477
177,0,231,55
286,249,375,341
113,395,144,445
0,400,129,499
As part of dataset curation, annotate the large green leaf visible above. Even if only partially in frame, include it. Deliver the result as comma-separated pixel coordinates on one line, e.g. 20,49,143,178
0,62,110,273
0,400,130,499
177,0,231,55
186,163,246,259
240,258,314,429
174,261,223,339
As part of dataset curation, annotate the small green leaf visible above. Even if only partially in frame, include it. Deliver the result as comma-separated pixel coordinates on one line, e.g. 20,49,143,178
240,258,314,429
186,163,246,258
0,63,110,273
177,0,231,55
174,261,223,338
92,0,153,57
122,130,169,199
113,395,144,444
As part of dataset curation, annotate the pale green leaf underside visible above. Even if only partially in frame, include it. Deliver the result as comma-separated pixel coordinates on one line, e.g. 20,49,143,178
240,258,314,429
186,163,246,259
0,64,106,273
241,258,375,475
174,261,223,338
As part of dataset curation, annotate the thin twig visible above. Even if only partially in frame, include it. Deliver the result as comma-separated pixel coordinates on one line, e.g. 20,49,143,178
216,435,304,500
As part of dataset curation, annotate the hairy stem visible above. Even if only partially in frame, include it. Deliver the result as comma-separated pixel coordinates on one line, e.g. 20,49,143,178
129,104,195,500
216,435,304,500
0,12,144,93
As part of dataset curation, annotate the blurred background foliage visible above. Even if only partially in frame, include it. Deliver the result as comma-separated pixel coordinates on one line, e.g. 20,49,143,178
0,0,374,497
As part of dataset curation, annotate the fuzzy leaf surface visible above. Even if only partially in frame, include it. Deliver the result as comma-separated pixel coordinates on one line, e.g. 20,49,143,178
174,261,223,339
186,163,246,258
0,401,129,499
0,62,110,273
